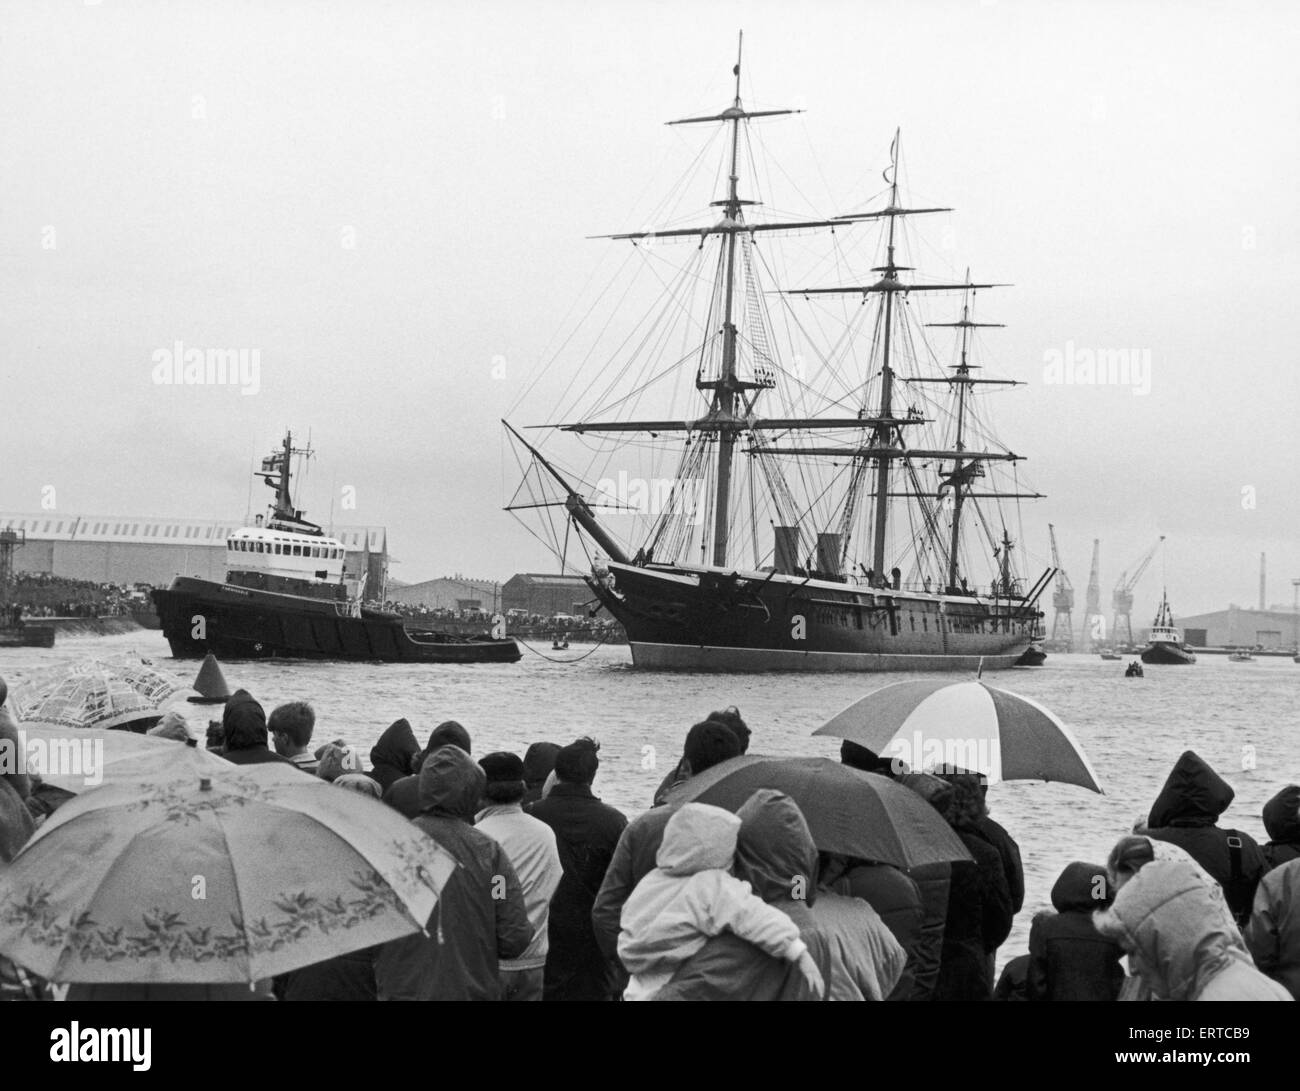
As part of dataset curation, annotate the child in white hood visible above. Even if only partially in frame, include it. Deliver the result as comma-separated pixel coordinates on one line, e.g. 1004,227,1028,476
617,802,824,1000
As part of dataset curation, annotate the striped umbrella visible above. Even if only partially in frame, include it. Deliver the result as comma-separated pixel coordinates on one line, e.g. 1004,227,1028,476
813,679,1103,793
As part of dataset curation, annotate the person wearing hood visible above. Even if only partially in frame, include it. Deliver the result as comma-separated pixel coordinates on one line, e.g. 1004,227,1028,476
894,771,953,1001
1245,857,1300,998
475,751,563,1002
373,745,531,1001
382,720,471,818
931,773,1013,1001
592,721,742,960
219,690,295,767
528,737,627,1001
1027,861,1125,1001
654,790,834,1001
617,802,822,1000
368,718,420,792
818,852,921,1000
1143,749,1266,924
521,741,560,806
1094,858,1291,1001
1260,784,1300,870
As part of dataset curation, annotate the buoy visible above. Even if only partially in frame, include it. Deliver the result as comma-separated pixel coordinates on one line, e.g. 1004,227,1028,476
187,653,232,704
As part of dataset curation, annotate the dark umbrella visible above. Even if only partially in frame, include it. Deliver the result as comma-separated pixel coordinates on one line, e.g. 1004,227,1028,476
666,755,972,869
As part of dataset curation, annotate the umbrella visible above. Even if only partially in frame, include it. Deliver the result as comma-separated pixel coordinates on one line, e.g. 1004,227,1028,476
13,658,187,731
813,679,1104,793
666,755,972,869
0,763,456,984
15,725,230,794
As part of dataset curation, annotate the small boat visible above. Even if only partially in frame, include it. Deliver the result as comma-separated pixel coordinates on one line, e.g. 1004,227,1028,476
1015,644,1046,666
552,636,570,651
1124,661,1144,678
1228,648,1254,662
1098,648,1122,661
1139,590,1196,665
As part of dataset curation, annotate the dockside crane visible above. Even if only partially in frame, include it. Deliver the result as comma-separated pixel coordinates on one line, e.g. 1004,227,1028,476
1081,539,1103,648
1048,524,1074,651
1112,536,1165,648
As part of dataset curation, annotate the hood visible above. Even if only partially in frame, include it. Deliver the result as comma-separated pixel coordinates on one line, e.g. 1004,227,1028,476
733,789,818,908
417,744,485,821
1262,784,1300,844
1093,858,1246,1000
1051,861,1110,912
222,689,267,751
1147,750,1233,828
655,803,741,876
523,741,560,787
369,718,419,777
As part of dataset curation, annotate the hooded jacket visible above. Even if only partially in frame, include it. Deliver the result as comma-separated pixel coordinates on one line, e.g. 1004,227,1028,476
220,690,293,767
933,828,1013,1001
368,718,419,792
823,862,923,1000
591,804,675,959
1244,857,1300,998
373,746,531,1001
1144,750,1266,922
655,790,834,1001
1027,862,1125,1001
617,803,804,1000
1261,785,1300,870
897,773,952,1001
1094,859,1291,1001
809,892,906,1001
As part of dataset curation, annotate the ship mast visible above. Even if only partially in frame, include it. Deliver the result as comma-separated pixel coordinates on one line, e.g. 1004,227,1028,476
258,430,315,528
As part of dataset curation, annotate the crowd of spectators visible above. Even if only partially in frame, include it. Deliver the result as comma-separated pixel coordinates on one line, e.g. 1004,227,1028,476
4,573,150,618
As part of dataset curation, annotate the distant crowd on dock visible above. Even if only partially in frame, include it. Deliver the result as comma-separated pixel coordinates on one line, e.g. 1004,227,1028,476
3,573,145,619
1,694,1298,1002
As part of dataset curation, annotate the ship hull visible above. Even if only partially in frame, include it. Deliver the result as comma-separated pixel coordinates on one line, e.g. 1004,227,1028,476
152,578,521,664
593,562,1040,673
1140,641,1197,665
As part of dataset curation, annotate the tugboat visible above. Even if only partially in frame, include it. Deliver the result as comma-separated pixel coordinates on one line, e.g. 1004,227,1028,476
1124,660,1144,678
1228,648,1255,662
153,433,521,663
1098,648,1123,661
1139,590,1196,665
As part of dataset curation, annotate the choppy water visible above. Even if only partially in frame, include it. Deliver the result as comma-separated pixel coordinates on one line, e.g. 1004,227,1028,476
6,630,1299,970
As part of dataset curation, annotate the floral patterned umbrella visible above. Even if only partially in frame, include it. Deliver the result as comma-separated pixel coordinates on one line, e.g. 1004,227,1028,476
0,763,456,984
15,725,230,794
13,658,187,731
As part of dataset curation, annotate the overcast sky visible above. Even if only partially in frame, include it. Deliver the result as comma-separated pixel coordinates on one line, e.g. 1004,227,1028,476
2,0,1297,616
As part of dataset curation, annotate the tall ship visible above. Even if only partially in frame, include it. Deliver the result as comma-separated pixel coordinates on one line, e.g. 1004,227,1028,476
505,38,1053,671
1139,590,1196,665
153,433,521,663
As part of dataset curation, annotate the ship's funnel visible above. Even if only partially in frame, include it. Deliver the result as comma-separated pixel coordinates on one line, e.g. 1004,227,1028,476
816,533,842,578
774,526,800,575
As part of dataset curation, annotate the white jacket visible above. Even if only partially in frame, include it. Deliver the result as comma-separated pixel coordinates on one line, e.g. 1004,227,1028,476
618,802,805,1000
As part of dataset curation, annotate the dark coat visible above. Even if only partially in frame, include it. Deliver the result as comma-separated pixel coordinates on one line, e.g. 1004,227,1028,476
1144,750,1267,923
1262,785,1300,871
972,814,1025,914
220,689,294,766
381,774,422,818
274,946,379,1001
933,830,1013,1001
368,718,419,792
528,782,627,1001
1027,862,1125,1001
905,862,951,1001
373,747,531,1001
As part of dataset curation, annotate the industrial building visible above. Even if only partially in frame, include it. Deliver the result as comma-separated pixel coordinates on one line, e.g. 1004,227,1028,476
1171,606,1300,651
502,573,605,618
386,576,502,613
0,511,387,595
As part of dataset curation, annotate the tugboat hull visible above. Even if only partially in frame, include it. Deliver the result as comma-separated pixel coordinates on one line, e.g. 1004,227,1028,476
1140,641,1196,665
594,562,1039,673
152,578,521,664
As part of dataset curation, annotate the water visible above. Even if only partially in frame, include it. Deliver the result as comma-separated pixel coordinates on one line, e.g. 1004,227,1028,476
6,631,1299,968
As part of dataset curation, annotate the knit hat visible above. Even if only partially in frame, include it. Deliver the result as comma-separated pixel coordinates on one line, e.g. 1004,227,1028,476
147,710,193,743
317,744,365,782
